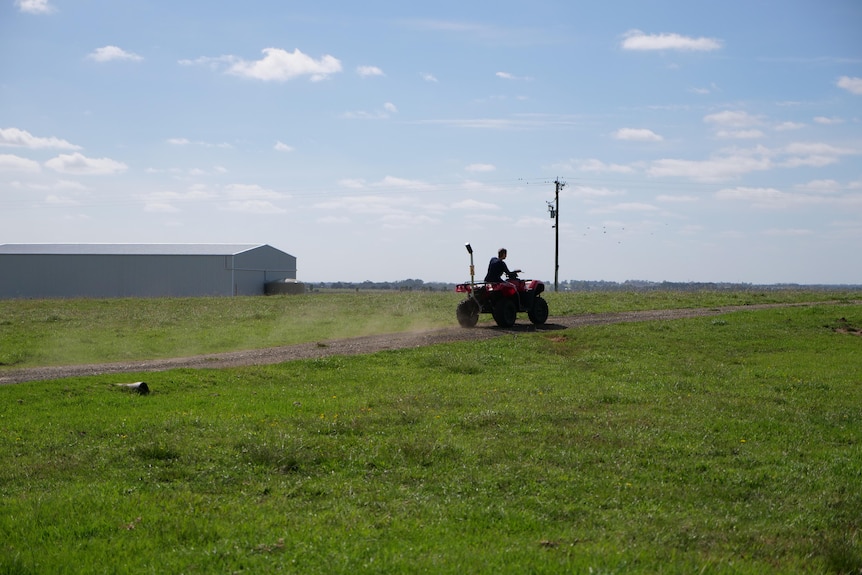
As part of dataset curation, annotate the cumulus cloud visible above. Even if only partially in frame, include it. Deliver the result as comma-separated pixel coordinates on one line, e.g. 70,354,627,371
44,152,128,175
0,154,41,172
15,0,54,14
621,30,722,51
649,141,859,182
774,121,806,131
781,142,857,168
814,116,844,125
704,110,762,127
421,73,439,82
87,46,143,63
613,128,663,142
715,130,765,139
0,127,80,150
574,159,634,174
649,153,772,182
705,111,765,138
837,76,862,95
274,141,295,152
227,48,342,82
357,65,384,77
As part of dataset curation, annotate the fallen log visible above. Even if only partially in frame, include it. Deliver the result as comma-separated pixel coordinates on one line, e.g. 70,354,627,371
115,381,150,395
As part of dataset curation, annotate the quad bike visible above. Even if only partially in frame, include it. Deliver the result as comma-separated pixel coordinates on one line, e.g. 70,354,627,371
454,243,549,328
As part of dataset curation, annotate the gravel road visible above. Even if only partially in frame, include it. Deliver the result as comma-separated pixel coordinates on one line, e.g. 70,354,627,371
0,303,846,385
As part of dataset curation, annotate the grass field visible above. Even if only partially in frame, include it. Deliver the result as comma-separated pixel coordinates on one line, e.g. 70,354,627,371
1,291,861,573
1,288,858,368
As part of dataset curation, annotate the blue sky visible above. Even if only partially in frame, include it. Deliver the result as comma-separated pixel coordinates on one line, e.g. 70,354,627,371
2,0,861,284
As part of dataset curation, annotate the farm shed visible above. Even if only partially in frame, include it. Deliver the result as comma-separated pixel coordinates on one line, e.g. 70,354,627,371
0,244,297,299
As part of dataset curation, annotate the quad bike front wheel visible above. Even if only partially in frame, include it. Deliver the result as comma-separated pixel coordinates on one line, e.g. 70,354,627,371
492,298,517,328
528,296,549,325
456,299,480,328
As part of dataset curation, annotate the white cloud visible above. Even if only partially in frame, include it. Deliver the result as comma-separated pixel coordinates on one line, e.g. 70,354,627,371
167,138,190,146
178,55,238,69
715,129,765,139
814,116,844,125
575,159,634,174
343,102,397,120
225,183,288,200
774,121,806,131
274,141,295,152
0,127,81,150
496,71,531,81
44,194,79,206
780,142,857,168
762,228,813,237
87,46,143,63
796,179,841,193
649,141,859,182
0,154,41,172
451,199,500,210
220,200,287,214
656,194,698,203
590,202,659,214
44,152,128,175
704,110,762,127
621,30,722,52
716,187,786,202
837,76,862,95
228,48,341,82
15,0,53,14
613,128,663,142
465,163,496,172
421,73,438,83
357,65,384,77
649,153,771,182
140,187,217,212
572,186,625,199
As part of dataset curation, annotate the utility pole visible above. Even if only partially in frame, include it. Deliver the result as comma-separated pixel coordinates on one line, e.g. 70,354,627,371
547,179,565,292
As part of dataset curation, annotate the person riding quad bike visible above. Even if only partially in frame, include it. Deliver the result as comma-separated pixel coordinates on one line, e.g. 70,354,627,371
484,248,520,283
455,244,548,328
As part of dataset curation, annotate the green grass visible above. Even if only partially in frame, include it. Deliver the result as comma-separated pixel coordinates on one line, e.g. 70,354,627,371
1,296,861,573
1,289,858,369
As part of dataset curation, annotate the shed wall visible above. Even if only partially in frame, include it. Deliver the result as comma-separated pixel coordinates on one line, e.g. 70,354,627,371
0,246,297,298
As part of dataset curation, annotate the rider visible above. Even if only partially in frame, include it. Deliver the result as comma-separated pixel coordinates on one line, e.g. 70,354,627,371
484,248,521,283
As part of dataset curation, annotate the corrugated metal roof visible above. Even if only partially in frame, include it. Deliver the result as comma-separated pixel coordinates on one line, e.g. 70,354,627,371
0,244,264,256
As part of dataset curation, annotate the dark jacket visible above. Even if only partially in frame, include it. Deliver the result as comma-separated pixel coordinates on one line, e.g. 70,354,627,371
484,257,510,283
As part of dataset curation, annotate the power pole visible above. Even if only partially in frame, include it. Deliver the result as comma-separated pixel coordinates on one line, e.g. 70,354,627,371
547,179,565,292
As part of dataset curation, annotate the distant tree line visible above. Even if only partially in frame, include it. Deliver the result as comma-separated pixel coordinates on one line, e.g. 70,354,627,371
307,279,861,292
308,279,452,292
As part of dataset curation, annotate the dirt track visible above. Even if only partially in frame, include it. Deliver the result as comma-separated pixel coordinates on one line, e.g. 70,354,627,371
0,303,848,385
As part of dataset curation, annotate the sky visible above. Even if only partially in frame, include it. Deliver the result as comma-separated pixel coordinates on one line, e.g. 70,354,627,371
1,0,861,284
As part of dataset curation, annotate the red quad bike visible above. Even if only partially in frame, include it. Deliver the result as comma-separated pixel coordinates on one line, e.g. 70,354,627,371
455,243,549,328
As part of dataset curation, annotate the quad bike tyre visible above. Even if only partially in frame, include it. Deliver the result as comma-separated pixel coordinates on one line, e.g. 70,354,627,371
528,296,549,325
456,299,480,328
492,299,518,328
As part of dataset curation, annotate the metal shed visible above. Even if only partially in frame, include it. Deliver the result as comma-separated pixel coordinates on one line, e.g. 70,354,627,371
0,244,297,299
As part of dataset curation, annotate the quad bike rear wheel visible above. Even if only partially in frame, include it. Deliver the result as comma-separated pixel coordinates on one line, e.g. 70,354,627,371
456,299,480,328
528,296,549,325
492,298,517,328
